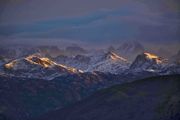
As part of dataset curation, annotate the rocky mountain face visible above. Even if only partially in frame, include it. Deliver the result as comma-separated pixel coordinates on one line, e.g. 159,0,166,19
54,51,180,76
54,51,129,74
129,52,180,76
130,52,168,71
86,51,129,74
35,75,180,120
3,54,82,80
1,51,180,80
54,54,90,71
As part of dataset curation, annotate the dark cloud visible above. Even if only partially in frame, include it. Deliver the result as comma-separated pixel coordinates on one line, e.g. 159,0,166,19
0,0,179,46
0,0,131,24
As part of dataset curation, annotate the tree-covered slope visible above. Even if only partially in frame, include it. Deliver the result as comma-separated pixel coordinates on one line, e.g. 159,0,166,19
36,75,180,120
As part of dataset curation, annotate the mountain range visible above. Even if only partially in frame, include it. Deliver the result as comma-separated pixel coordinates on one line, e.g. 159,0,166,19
1,49,179,80
0,42,179,120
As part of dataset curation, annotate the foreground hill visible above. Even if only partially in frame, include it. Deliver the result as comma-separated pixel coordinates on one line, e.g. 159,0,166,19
0,72,133,120
36,75,180,120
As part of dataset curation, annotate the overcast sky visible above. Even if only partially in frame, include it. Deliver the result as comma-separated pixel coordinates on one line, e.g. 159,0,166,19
0,0,179,46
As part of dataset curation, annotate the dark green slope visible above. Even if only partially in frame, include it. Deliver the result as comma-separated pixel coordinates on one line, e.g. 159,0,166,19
0,72,127,120
36,75,180,120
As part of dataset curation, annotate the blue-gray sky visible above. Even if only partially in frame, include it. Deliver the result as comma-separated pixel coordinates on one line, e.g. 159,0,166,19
0,0,179,45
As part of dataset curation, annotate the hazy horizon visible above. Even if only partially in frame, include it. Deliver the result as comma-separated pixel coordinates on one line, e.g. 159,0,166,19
0,0,179,49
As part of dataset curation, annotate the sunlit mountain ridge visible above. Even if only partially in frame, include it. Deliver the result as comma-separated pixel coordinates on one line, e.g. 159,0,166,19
1,49,179,80
3,54,83,80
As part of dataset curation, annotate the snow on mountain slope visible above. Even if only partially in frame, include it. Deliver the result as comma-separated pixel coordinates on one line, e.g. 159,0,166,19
55,54,90,70
160,63,180,75
4,54,83,80
130,52,168,72
105,51,128,62
54,51,129,74
86,51,129,74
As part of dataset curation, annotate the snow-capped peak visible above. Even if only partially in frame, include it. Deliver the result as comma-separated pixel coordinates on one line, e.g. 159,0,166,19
143,52,165,64
85,51,129,74
4,54,55,70
130,52,167,71
4,54,83,80
105,51,128,62
25,55,56,68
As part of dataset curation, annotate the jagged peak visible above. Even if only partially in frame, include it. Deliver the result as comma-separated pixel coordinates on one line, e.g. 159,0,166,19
105,51,128,62
4,54,83,74
143,52,159,59
4,55,55,69
25,55,55,68
135,52,168,64
130,52,168,70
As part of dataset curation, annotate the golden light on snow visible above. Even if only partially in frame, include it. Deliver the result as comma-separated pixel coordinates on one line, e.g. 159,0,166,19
25,55,55,68
144,53,159,59
144,52,164,64
58,64,84,73
109,52,127,62
4,54,84,73
5,62,14,69
4,60,17,69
